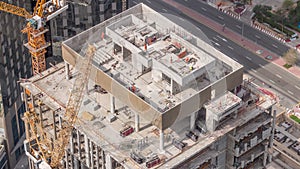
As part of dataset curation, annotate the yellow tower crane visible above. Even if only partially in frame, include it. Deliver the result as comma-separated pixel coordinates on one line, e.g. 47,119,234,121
0,0,67,75
23,44,96,168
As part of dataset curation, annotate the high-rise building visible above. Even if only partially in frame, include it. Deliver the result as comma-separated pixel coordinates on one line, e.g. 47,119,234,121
0,0,32,167
0,0,127,168
20,4,277,169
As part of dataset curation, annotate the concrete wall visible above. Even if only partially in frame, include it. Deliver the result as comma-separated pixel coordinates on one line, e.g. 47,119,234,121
62,44,163,129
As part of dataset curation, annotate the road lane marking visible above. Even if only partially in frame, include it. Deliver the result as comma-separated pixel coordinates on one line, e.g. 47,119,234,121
259,64,264,67
255,35,261,39
269,79,275,84
246,56,252,60
133,0,137,4
251,69,257,73
162,8,167,12
218,16,224,20
217,35,227,42
295,85,300,90
272,44,278,48
236,25,241,29
179,17,184,21
228,46,233,50
146,0,151,4
276,74,282,78
232,57,238,61
214,42,220,46
288,90,294,95
201,7,207,11
213,37,219,41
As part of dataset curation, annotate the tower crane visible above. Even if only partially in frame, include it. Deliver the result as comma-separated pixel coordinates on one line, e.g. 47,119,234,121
0,0,68,75
23,44,96,168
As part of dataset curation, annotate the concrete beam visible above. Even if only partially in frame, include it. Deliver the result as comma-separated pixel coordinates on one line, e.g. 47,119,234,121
160,129,164,151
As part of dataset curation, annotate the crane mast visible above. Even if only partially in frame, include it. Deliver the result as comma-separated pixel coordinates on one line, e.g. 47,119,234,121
23,44,95,168
0,0,67,75
50,44,96,167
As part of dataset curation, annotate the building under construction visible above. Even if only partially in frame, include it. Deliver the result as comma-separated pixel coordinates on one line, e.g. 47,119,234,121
20,3,277,169
0,0,127,168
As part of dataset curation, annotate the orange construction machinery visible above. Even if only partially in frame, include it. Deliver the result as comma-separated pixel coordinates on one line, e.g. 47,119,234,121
51,44,95,167
23,44,96,168
0,0,68,75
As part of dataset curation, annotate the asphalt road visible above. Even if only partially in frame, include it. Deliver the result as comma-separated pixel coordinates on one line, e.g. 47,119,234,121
129,0,300,107
174,0,290,57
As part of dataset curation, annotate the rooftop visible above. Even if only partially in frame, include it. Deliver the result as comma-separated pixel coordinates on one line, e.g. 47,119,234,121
20,63,276,168
62,3,243,119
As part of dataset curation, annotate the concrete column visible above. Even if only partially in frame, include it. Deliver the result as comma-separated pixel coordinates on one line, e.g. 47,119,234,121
269,107,272,115
81,161,85,169
171,79,174,95
135,112,140,132
65,62,70,80
70,132,74,154
23,91,29,111
190,111,196,130
110,94,115,114
160,129,164,151
77,130,81,160
84,135,90,167
105,153,112,169
270,110,277,148
96,146,100,169
70,155,74,169
90,140,94,168
74,158,79,169
102,150,105,169
65,150,69,169
263,152,267,166
59,116,62,129
52,110,57,139
268,154,272,163
30,159,35,169
38,101,43,128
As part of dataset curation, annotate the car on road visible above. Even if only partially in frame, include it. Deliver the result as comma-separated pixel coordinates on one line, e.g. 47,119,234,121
265,55,273,60
256,50,263,55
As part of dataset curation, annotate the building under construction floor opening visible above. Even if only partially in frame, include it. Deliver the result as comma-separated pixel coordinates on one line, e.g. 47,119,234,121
20,3,277,169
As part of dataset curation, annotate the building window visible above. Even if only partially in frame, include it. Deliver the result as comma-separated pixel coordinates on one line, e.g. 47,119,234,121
11,116,19,146
0,153,7,169
18,103,25,135
15,147,21,161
